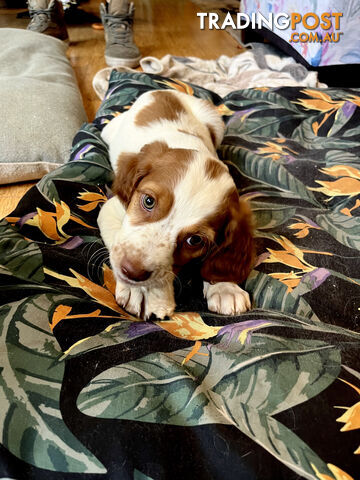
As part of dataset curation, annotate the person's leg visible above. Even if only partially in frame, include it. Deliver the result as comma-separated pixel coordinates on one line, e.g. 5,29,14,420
100,0,141,68
27,0,68,42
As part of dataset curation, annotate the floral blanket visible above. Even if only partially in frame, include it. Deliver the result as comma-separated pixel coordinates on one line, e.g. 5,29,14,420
0,72,359,480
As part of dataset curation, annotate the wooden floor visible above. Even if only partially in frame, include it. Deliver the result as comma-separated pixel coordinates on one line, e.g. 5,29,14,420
0,0,241,218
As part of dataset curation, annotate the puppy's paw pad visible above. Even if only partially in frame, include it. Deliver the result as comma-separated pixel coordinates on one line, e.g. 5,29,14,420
205,282,251,315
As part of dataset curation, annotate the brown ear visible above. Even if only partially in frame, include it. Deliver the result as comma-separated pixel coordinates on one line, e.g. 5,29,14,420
201,193,254,284
112,141,168,207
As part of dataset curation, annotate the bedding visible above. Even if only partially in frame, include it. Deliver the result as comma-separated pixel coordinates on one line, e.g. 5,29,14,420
0,71,359,480
0,28,87,184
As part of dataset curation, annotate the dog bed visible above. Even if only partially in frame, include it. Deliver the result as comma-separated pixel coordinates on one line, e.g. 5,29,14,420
0,28,87,184
0,72,359,479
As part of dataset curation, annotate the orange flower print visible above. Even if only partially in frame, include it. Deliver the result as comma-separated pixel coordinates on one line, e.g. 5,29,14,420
44,264,220,340
77,189,108,212
155,312,221,340
297,89,344,113
297,89,350,136
216,103,234,116
50,305,119,331
269,271,302,291
256,138,298,162
160,79,194,95
310,165,360,201
181,341,209,365
24,200,95,243
288,216,321,238
312,462,354,480
261,235,332,292
43,264,135,317
341,199,360,217
335,378,360,455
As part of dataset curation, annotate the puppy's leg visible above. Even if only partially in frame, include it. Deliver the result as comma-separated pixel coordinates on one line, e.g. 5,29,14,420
115,276,175,320
203,281,251,316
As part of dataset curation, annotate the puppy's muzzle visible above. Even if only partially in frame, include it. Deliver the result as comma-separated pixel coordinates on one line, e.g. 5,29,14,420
120,256,152,283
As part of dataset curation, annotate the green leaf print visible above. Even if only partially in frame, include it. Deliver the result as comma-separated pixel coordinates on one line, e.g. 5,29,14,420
325,149,360,168
0,295,106,473
327,102,357,137
77,335,340,480
245,270,319,321
226,114,299,137
0,220,44,283
292,114,360,150
133,470,155,480
316,211,360,250
250,201,297,230
221,146,321,207
226,88,301,114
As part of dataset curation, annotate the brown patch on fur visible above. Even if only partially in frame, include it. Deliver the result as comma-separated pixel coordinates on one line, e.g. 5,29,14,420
127,181,174,225
199,189,255,284
173,223,216,268
205,158,227,180
173,188,254,283
135,91,186,127
112,141,194,224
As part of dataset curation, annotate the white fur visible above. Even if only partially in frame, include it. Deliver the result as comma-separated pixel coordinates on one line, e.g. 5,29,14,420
98,90,251,319
203,282,251,316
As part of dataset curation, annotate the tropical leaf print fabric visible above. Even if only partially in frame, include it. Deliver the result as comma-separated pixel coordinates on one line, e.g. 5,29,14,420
0,72,359,480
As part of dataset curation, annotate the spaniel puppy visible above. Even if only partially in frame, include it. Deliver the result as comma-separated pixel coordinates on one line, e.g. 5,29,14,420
98,90,254,320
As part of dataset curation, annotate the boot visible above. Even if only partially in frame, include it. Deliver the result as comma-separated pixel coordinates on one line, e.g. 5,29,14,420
27,0,69,43
100,0,141,68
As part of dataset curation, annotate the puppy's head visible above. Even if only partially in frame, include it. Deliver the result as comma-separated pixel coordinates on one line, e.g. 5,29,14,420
110,141,254,287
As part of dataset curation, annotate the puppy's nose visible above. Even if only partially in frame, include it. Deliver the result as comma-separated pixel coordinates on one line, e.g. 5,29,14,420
121,257,151,282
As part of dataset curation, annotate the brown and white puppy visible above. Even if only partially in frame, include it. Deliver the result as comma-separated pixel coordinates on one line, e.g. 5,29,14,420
98,90,254,320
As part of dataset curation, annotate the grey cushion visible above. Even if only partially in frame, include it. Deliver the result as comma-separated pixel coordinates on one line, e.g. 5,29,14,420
0,28,87,184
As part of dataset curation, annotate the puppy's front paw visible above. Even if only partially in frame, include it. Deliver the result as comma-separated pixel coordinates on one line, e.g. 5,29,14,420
115,281,144,317
145,286,175,321
204,281,251,316
115,280,175,320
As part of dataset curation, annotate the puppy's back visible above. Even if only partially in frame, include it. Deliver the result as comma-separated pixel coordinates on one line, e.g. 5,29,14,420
101,90,225,171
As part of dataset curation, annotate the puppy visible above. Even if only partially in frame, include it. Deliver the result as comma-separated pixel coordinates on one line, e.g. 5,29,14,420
98,90,254,320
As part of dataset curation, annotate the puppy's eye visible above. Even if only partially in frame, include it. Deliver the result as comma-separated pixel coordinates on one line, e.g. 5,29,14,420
186,235,204,248
141,194,156,211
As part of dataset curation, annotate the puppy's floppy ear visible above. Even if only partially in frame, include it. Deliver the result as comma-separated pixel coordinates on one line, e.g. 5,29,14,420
201,191,254,284
112,141,168,207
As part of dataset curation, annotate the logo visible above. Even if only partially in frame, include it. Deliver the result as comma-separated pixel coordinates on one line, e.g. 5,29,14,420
197,12,343,43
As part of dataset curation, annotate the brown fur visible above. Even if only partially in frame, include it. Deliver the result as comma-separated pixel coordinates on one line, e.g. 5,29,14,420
135,91,186,127
127,181,174,225
200,189,255,284
205,158,227,180
200,191,254,284
173,224,216,268
172,188,255,283
112,141,194,222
